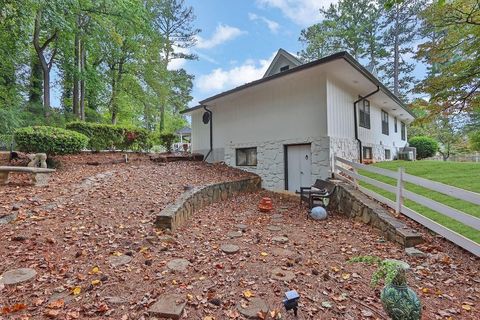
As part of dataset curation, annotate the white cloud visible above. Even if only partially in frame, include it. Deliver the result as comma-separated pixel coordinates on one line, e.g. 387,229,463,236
248,12,280,33
256,0,338,26
196,52,276,93
196,24,246,49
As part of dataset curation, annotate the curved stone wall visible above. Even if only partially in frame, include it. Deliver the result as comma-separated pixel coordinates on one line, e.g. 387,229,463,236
155,176,261,231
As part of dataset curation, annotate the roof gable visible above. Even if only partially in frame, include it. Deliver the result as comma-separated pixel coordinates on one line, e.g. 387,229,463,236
263,49,302,78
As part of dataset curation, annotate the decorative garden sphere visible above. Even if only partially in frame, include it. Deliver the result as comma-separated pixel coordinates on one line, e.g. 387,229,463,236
310,206,327,220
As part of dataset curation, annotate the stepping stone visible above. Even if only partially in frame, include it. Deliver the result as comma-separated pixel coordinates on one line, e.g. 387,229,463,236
271,248,294,257
105,296,126,305
108,255,133,267
149,294,186,319
237,297,269,319
158,235,175,243
227,231,243,238
221,244,240,254
271,214,283,219
235,224,248,231
405,247,426,258
272,236,289,244
167,259,190,272
266,225,282,232
48,291,75,304
270,267,295,281
0,268,36,285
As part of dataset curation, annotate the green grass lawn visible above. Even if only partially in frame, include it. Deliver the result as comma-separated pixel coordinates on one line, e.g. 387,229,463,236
358,160,480,243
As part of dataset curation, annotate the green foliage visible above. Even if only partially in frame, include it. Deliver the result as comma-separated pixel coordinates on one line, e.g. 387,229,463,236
349,256,406,287
408,136,439,159
416,0,480,114
66,122,151,151
0,134,13,150
469,131,480,151
14,126,88,155
159,132,176,153
66,122,123,151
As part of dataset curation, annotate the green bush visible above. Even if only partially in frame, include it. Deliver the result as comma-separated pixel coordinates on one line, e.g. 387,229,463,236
66,122,152,152
66,122,123,151
159,132,176,153
0,134,13,151
14,126,88,155
408,136,439,159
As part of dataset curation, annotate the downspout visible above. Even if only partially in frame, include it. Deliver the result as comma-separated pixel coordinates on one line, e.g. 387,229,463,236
203,105,213,162
353,86,380,163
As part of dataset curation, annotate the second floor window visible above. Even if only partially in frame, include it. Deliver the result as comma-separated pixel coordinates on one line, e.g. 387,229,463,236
394,117,398,132
401,122,406,141
359,100,371,129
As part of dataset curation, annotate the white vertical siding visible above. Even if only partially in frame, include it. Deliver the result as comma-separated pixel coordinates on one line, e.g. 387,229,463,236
190,69,328,160
326,76,408,160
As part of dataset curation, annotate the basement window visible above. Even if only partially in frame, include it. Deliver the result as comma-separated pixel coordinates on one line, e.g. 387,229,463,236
236,147,257,166
401,122,406,141
359,100,371,129
385,149,391,160
382,110,389,135
280,65,290,72
363,147,373,160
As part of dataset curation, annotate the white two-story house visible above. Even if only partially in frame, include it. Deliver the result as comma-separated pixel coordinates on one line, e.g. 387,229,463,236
182,49,415,191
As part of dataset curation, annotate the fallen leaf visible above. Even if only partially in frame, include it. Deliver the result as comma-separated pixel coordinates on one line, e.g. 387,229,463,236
321,301,332,308
260,252,268,256
90,266,100,274
91,279,101,285
72,286,81,295
47,299,65,309
461,304,472,311
203,316,215,320
243,290,254,298
342,273,350,280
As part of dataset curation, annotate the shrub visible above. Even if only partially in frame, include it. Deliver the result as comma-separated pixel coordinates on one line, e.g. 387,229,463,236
159,132,176,153
66,122,123,151
408,136,439,159
119,126,152,152
66,122,152,152
14,126,88,155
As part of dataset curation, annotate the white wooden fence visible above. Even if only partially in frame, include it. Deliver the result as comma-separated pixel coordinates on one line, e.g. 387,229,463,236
333,156,480,257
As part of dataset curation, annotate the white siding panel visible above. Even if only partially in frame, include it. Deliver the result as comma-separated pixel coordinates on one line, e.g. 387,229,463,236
326,77,355,138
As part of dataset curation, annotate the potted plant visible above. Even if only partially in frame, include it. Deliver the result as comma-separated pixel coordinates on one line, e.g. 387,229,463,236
349,256,421,320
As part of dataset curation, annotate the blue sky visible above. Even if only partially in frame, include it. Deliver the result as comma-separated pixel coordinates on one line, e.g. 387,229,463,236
177,0,338,106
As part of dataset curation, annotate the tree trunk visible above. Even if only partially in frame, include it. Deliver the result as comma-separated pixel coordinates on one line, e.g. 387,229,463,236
73,29,80,117
33,9,57,116
80,41,86,120
159,104,165,131
28,56,43,107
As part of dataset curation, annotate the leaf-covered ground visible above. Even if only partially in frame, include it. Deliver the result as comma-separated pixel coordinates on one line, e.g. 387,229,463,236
0,154,478,319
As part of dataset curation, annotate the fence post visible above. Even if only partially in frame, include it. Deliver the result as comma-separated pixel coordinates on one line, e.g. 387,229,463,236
395,167,405,214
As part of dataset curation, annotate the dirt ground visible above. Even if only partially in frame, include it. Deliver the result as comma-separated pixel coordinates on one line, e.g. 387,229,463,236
0,153,478,320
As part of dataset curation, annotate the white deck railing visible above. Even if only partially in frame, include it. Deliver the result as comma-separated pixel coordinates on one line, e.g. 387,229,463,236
333,156,480,257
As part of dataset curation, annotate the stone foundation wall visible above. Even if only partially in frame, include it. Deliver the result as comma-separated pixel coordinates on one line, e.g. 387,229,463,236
224,136,331,190
330,181,423,248
155,176,261,231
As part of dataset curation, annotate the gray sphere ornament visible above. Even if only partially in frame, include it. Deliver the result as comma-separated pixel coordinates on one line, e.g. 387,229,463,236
310,206,327,220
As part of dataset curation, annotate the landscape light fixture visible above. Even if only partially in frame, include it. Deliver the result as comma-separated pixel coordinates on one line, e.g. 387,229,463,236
283,290,300,316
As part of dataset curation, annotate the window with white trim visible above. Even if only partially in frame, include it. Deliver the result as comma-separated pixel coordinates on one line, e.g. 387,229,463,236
236,147,257,166
401,122,406,141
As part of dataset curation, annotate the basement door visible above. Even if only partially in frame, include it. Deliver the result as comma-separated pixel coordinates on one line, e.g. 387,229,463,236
286,144,312,192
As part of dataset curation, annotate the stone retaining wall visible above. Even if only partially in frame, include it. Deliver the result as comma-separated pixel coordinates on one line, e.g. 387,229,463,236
330,181,423,248
155,176,261,231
